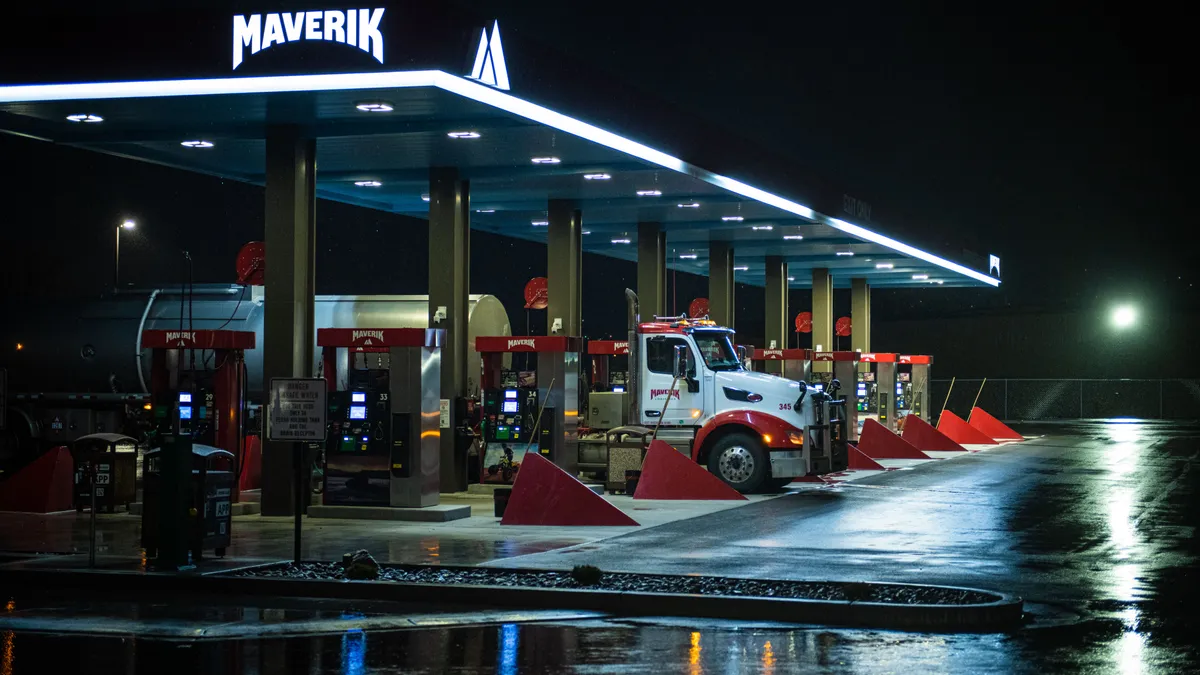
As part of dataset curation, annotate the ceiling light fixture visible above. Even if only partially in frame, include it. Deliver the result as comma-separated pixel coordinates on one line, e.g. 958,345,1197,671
912,274,929,280
447,131,480,139
782,235,804,240
875,263,895,269
583,173,611,180
612,238,631,244
420,193,430,202
582,230,592,235
835,251,855,256
531,220,549,226
677,202,700,208
751,225,773,231
180,140,214,148
930,279,945,285
66,113,103,123
788,276,795,281
721,216,744,222
636,190,662,197
734,265,749,271
680,254,698,259
531,156,561,164
355,101,393,112
354,180,382,187
355,100,393,111
476,209,495,213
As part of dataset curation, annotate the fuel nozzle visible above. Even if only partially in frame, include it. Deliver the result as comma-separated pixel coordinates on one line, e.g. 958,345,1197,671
827,378,842,397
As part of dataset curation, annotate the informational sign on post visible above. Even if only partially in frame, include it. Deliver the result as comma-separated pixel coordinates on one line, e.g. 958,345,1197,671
440,399,451,429
267,378,327,442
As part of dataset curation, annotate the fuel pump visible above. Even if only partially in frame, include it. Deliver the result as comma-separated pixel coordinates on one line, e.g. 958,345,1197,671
813,351,862,440
317,328,444,508
857,353,899,432
476,336,581,482
897,355,933,424
586,340,630,430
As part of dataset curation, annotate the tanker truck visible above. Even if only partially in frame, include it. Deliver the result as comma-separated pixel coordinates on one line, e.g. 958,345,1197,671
620,289,849,492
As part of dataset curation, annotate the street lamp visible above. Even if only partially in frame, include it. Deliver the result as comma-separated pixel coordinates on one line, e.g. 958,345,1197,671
1111,305,1136,330
115,220,135,288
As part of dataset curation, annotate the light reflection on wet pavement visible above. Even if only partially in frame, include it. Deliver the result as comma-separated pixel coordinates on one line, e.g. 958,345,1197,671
0,420,1197,673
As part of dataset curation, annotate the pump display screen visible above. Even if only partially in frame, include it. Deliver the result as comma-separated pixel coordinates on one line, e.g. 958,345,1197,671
351,392,367,403
898,373,911,382
179,392,192,403
612,386,625,393
349,405,367,420
179,406,192,419
504,390,517,400
502,401,519,414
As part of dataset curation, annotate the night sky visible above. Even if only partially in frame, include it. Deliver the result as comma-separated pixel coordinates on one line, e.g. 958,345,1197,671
1,1,1195,378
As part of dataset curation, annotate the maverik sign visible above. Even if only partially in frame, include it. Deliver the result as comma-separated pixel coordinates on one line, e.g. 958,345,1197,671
234,9,387,69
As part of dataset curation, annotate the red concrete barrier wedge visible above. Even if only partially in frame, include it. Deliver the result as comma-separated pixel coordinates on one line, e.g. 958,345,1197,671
969,408,1024,441
501,452,639,526
937,410,999,445
901,414,967,452
634,440,747,500
847,444,888,470
0,446,74,513
858,419,930,460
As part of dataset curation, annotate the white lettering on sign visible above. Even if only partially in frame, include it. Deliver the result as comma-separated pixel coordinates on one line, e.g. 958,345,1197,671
508,339,536,350
268,378,328,442
166,331,195,344
233,8,386,70
352,329,385,344
614,342,630,354
650,389,681,400
764,350,784,358
842,194,872,221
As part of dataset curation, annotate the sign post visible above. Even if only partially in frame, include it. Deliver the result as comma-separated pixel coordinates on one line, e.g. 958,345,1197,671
267,378,327,565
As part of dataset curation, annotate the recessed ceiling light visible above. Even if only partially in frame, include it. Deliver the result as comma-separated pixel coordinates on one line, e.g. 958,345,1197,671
612,238,631,244
354,180,382,187
722,216,744,222
66,113,103,123
680,254,698,259
788,276,795,282
782,235,804,240
875,263,895,269
531,220,549,226
751,225,773,231
836,251,855,256
180,140,214,148
421,193,430,202
447,131,480,139
582,231,592,235
930,279,945,284
531,156,561,164
677,202,700,208
912,274,930,280
583,173,611,180
356,101,393,112
476,209,495,213
734,266,749,271
636,190,662,197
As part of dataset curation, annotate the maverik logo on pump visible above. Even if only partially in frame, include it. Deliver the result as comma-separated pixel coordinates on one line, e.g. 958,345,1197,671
233,9,386,69
166,331,196,346
507,339,536,350
351,329,385,345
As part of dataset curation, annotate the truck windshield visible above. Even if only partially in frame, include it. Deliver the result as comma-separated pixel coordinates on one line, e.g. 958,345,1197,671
692,330,742,371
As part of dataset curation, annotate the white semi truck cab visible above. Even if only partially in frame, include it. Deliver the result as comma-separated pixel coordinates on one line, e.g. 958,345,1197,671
622,290,849,492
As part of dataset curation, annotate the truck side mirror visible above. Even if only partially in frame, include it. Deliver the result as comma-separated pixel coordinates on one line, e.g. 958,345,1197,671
736,345,748,365
673,345,689,379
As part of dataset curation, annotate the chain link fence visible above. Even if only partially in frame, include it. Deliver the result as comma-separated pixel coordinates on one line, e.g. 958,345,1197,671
930,379,1200,422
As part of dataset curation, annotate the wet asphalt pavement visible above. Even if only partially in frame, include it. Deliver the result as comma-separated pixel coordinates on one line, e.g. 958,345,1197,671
1,420,1197,672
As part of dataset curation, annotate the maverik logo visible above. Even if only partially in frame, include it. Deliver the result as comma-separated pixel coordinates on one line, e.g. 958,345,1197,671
508,339,536,349
764,350,784,358
614,341,630,354
233,9,386,70
650,389,681,400
166,331,196,344
352,330,385,344
467,21,509,90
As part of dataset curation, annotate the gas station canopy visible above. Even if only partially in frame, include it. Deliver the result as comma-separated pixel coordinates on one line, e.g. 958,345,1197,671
0,11,1000,290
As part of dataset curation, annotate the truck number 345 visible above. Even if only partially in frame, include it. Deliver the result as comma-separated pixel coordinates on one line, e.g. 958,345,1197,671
778,403,791,411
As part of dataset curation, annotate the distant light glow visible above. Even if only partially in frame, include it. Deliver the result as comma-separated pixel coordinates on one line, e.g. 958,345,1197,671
121,220,136,229
180,140,213,148
531,220,548,226
835,251,854,256
677,202,700,208
734,265,749,271
721,216,744,222
680,254,698,259
447,131,480,139
782,235,803,240
583,173,611,180
875,263,895,269
531,156,561,164
912,274,929,280
354,180,381,187
66,113,103,123
1112,305,1137,329
636,190,662,197
751,225,773,231
355,101,393,112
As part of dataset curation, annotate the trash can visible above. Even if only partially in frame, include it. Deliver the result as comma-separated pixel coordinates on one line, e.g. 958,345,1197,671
141,444,234,561
494,487,513,517
71,433,139,513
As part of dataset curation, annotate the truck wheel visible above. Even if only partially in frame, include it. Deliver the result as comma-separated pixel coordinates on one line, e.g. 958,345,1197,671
707,433,769,493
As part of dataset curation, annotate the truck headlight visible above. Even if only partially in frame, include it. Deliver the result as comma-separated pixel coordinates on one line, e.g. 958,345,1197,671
788,431,804,445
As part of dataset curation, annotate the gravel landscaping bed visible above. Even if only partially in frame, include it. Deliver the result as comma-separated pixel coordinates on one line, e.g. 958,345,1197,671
233,562,1001,606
